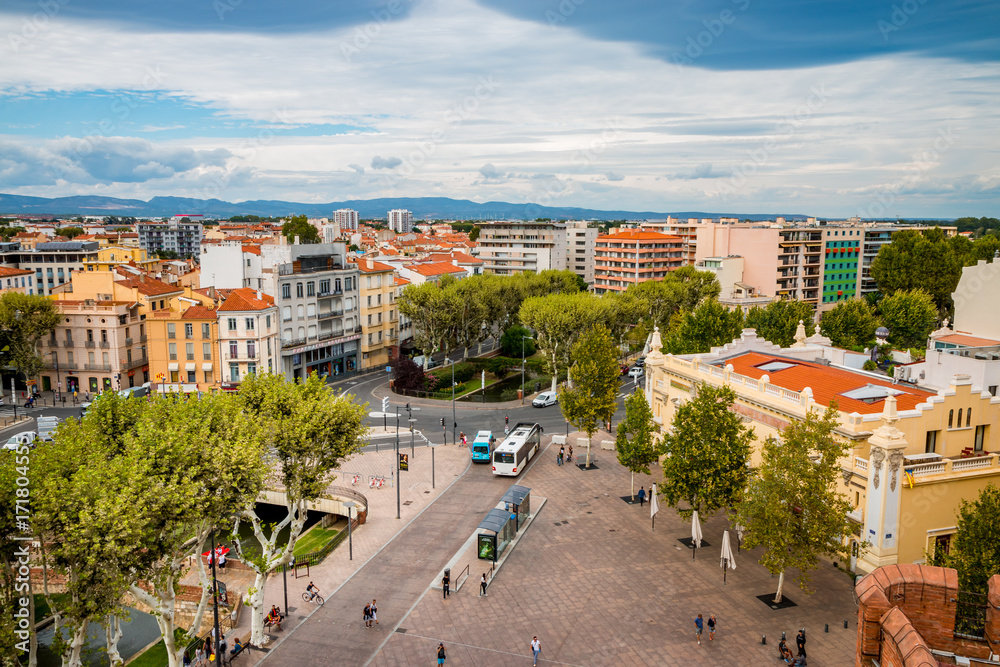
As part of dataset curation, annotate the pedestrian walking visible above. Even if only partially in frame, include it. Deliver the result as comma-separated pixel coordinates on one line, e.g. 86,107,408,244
695,614,704,645
479,572,488,597
796,629,806,658
637,486,646,506
708,614,716,641
530,636,541,665
363,603,371,628
194,645,204,667
437,643,447,665
370,599,378,626
442,571,450,598
567,444,573,462
557,450,563,466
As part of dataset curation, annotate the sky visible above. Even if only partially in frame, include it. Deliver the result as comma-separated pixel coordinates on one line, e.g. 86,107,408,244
0,0,998,218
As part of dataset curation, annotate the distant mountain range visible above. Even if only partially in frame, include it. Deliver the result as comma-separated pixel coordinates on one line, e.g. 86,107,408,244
0,193,810,221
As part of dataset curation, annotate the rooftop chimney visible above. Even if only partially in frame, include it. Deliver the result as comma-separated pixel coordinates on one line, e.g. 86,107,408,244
256,290,262,301
365,257,373,270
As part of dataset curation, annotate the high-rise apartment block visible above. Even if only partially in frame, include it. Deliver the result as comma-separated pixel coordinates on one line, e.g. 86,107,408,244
387,209,413,234
334,209,360,231
138,219,203,257
564,221,597,285
475,221,567,275
593,231,685,293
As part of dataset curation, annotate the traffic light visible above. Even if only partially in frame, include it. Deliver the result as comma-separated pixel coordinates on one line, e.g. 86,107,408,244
406,403,410,412
440,417,445,427
381,396,389,412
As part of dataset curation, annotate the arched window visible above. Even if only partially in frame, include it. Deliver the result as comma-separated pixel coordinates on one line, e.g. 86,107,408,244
957,409,963,428
948,409,954,428
966,408,972,428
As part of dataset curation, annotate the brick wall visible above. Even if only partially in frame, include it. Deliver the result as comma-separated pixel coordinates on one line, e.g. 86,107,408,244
855,564,1000,666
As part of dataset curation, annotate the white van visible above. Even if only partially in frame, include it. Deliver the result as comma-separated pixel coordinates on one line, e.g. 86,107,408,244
3,431,37,451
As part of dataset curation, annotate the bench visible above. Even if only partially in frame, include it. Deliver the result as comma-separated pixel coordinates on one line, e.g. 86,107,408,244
264,614,284,632
224,633,253,665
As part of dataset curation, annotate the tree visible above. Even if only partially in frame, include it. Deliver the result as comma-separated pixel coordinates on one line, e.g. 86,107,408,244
734,405,854,603
449,278,490,358
947,484,1000,596
233,373,367,645
469,226,481,242
626,267,720,331
281,215,320,244
59,227,85,239
500,325,535,358
397,282,455,369
0,292,61,382
559,325,620,468
661,299,744,355
744,299,815,347
819,298,880,349
520,292,604,391
870,228,963,314
660,385,752,524
391,355,426,391
877,289,938,348
615,389,658,499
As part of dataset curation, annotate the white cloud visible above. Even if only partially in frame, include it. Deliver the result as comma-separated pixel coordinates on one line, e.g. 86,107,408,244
370,155,402,170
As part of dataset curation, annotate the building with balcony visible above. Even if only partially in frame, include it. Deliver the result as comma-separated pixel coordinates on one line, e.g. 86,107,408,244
387,209,413,234
475,221,567,275
0,241,100,296
564,221,597,285
644,325,1000,576
859,224,958,295
275,244,361,382
146,305,221,392
40,299,144,395
82,245,159,273
137,219,203,258
334,208,360,231
695,256,777,313
357,258,398,371
0,266,34,295
593,231,685,294
218,288,279,386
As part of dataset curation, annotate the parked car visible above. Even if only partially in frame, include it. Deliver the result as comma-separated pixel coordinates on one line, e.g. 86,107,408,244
620,364,629,375
635,356,646,367
627,367,644,379
3,431,37,451
79,402,92,419
532,391,559,408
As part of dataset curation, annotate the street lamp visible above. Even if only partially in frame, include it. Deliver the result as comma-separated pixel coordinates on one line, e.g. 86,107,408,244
209,531,223,667
444,358,456,446
343,501,355,561
395,408,401,520
521,336,532,405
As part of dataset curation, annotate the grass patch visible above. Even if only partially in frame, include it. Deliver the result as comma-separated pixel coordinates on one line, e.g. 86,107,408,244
126,628,192,667
33,593,71,622
293,526,339,557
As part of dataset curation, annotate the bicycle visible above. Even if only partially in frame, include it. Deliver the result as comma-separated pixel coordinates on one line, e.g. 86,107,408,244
302,591,325,605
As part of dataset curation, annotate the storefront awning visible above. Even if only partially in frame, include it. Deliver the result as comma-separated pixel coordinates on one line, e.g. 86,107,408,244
168,363,179,371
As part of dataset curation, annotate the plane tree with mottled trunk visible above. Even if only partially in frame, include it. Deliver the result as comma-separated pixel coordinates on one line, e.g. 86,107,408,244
233,373,367,646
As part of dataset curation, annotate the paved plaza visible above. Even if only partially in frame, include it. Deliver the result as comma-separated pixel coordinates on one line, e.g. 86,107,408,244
249,431,859,666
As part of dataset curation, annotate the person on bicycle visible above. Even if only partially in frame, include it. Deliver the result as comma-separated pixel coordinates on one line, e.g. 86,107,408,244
306,581,319,602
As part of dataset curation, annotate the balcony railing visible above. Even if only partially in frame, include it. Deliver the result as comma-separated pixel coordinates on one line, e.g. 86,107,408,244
283,337,307,349
318,310,344,320
84,364,112,372
63,340,74,347
99,341,110,349
85,341,96,348
354,325,363,333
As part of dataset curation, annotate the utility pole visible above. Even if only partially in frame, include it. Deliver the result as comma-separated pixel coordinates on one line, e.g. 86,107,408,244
395,408,401,519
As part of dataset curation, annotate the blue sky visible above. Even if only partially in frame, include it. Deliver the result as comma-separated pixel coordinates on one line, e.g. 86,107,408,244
0,0,998,216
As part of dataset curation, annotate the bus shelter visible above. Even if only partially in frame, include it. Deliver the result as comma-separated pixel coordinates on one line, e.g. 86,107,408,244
501,485,532,532
477,507,516,563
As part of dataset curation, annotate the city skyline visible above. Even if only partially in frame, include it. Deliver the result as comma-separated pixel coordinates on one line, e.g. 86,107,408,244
1,0,998,217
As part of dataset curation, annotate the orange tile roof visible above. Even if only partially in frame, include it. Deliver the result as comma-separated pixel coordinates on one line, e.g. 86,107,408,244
0,266,33,277
395,277,410,286
241,245,261,255
597,231,684,242
720,351,935,415
117,275,183,297
357,260,395,273
218,287,275,312
182,305,218,319
936,333,1000,347
407,261,466,277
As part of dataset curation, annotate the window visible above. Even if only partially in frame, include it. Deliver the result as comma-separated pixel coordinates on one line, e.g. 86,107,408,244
925,430,937,454
187,370,196,383
203,343,212,359
958,409,963,428
169,343,177,360
67,351,73,365
89,351,95,365
170,370,179,382
367,295,372,307
229,341,238,358
282,284,291,300
283,306,292,321
229,363,239,382
87,329,94,342
102,352,109,366
101,329,108,343
306,282,315,296
989,386,997,397
245,317,255,330
186,343,195,361
266,315,271,329
204,371,212,383
228,318,237,331
296,283,303,298
319,279,330,294
974,425,986,452
297,305,304,320
948,409,954,428
966,408,972,428
202,323,210,339
247,341,256,358
185,323,193,339
247,362,257,376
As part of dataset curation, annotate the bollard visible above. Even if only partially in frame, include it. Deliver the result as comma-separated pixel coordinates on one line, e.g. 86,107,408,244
781,631,786,641
761,635,766,645
825,624,829,633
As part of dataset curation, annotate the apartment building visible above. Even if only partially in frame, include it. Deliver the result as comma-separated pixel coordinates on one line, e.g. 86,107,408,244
564,221,597,285
40,298,144,394
475,221,567,275
696,256,775,312
0,266,34,295
387,209,413,234
218,288,279,385
137,219,204,257
858,225,956,295
83,245,158,273
146,305,221,392
821,227,862,306
644,325,1000,575
334,209,360,231
635,217,704,264
357,258,398,371
593,231,685,294
0,241,100,296
275,245,361,381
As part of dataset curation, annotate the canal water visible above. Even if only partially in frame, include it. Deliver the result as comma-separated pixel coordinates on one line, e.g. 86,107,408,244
36,608,161,667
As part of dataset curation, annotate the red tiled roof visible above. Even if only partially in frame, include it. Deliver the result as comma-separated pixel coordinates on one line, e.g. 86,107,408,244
117,275,183,297
357,260,395,273
720,351,935,415
597,231,684,242
395,277,410,286
0,266,33,277
241,245,261,255
218,287,274,312
936,333,1000,347
407,261,465,277
182,305,218,319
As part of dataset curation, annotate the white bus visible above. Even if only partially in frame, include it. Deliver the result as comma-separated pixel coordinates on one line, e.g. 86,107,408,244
492,422,542,477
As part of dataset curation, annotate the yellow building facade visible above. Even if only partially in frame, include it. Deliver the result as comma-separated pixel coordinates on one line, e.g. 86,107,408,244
83,246,158,272
644,327,1000,575
357,258,398,371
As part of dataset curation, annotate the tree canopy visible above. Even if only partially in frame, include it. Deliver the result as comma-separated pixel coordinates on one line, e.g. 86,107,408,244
819,297,880,349
0,292,61,380
877,289,938,348
947,484,1000,596
744,299,815,347
661,298,744,355
281,215,320,244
